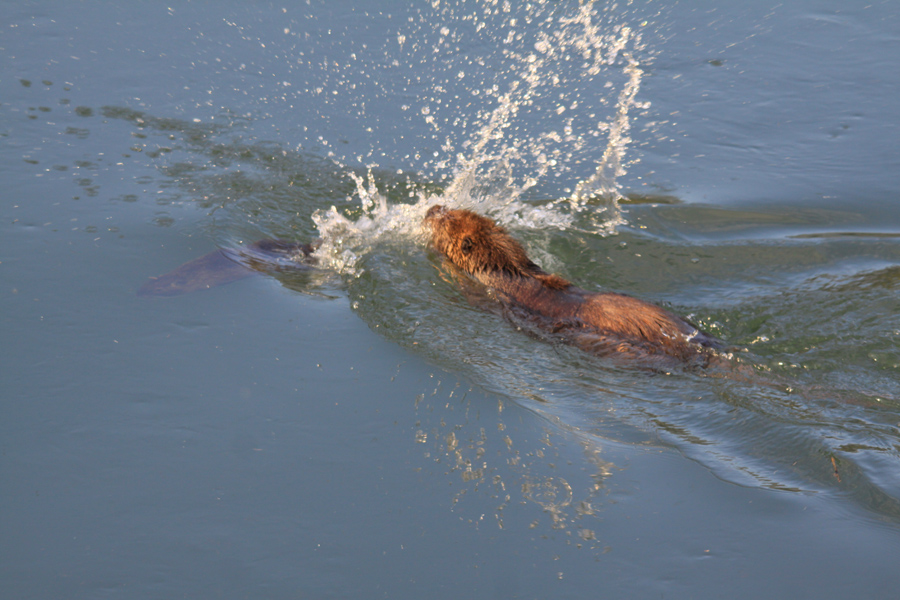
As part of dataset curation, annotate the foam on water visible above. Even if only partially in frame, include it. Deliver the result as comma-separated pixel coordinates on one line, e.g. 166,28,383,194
310,0,649,275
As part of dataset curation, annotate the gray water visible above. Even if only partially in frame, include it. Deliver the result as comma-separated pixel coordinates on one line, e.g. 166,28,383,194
2,1,899,598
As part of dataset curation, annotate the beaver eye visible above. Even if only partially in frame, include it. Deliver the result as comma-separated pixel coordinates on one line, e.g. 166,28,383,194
460,237,474,255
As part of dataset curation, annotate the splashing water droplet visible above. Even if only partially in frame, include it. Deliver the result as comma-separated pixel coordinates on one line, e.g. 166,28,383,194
311,1,648,273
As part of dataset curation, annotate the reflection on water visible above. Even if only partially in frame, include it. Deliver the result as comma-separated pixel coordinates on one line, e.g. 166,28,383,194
411,377,617,544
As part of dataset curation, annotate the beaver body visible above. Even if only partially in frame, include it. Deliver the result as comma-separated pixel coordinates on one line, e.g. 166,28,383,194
424,205,721,367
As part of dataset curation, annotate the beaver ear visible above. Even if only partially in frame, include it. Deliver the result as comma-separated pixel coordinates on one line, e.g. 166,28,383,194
535,272,571,290
460,236,474,255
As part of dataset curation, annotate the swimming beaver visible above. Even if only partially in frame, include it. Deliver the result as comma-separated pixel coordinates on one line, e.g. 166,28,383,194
424,204,722,367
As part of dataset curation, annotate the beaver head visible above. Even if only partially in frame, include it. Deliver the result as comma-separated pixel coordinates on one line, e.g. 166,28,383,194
424,205,570,290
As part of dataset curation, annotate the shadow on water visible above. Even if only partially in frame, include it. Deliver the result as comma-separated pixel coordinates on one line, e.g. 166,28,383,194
107,105,900,524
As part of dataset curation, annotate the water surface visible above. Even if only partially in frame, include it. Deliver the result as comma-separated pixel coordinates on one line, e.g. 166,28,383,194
2,1,899,598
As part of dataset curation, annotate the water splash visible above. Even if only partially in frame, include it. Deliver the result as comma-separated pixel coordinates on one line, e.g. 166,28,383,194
311,171,436,275
311,0,649,275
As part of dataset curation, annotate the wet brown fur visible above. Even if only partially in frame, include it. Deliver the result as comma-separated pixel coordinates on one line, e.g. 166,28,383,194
424,205,720,367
